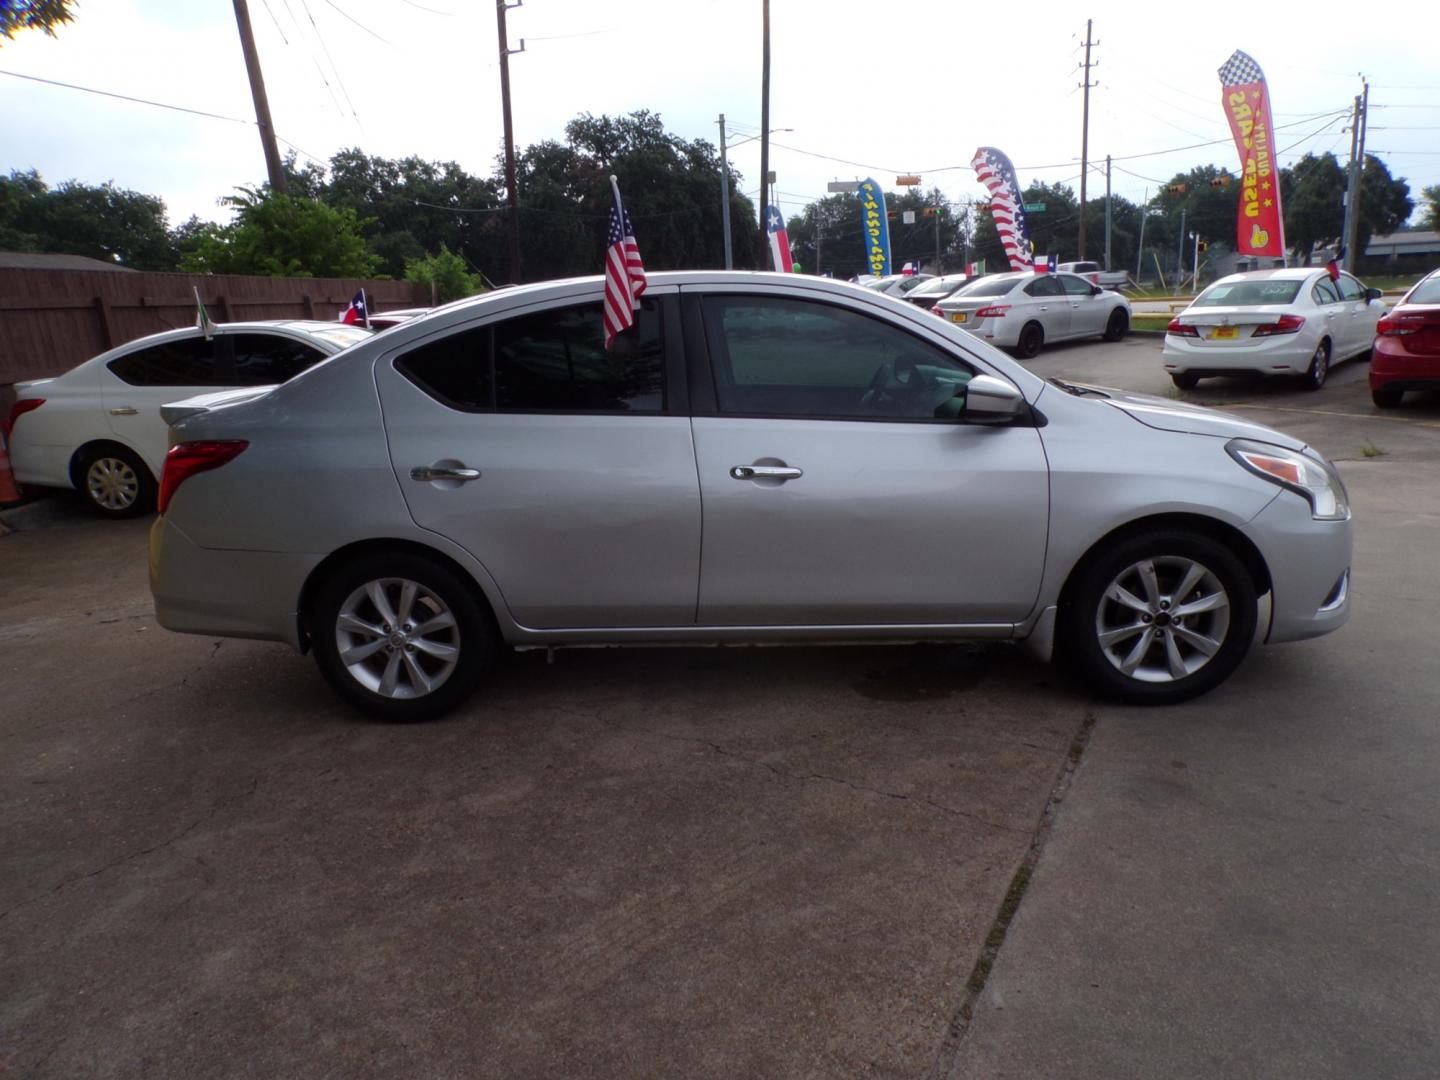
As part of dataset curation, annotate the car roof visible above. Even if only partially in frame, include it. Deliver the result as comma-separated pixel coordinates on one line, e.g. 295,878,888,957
1213,268,1329,283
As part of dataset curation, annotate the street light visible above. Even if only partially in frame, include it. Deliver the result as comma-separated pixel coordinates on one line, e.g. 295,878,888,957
717,119,793,269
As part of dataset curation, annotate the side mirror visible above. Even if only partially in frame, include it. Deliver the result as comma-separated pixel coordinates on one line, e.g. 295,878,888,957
1090,285,1104,296
1364,287,1383,302
962,374,1025,424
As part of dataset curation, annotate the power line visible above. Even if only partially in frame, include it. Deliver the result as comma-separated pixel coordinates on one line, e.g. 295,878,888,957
297,0,361,127
322,0,392,45
0,68,253,125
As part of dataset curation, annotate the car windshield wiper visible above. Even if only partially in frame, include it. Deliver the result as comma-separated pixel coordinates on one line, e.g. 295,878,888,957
1049,377,1110,398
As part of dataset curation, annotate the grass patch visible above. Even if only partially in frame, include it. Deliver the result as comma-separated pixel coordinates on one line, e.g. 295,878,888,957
1132,313,1173,332
1361,439,1387,458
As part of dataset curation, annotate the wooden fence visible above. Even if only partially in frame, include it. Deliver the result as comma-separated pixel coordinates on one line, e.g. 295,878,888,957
0,268,429,389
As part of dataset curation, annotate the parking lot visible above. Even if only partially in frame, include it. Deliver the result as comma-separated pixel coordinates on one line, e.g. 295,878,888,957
4,334,1440,1078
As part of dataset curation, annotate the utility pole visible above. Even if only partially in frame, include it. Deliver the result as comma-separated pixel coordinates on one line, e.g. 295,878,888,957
1192,232,1200,288
759,0,771,262
1104,155,1112,271
1342,81,1369,274
496,0,524,284
232,0,287,195
1135,190,1148,282
1176,207,1186,282
718,114,733,269
1077,18,1098,259
934,196,942,273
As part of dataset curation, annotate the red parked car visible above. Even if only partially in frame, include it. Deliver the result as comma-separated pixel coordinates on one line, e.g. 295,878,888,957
1371,268,1440,407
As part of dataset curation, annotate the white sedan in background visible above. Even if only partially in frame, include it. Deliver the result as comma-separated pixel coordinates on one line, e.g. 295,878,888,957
1163,268,1386,391
6,321,372,516
934,271,1132,358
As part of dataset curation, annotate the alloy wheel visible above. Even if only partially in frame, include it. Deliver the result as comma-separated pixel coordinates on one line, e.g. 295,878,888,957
334,577,461,699
1093,555,1231,684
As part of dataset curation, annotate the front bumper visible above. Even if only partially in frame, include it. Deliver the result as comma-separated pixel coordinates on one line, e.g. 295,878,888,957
1240,490,1352,644
149,515,321,651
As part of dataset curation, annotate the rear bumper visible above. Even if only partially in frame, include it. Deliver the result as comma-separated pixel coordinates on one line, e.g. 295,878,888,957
1370,339,1440,390
149,515,321,650
9,439,75,489
1162,333,1312,374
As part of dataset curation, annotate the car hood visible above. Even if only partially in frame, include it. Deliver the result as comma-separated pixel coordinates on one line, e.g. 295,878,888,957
1059,382,1308,451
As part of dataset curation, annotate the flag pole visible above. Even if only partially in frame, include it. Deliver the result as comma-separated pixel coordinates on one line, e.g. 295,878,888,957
609,174,622,208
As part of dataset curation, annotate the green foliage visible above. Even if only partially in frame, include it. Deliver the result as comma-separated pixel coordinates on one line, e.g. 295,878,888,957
0,168,175,268
179,187,381,278
1279,153,1413,263
1423,185,1440,232
0,0,74,40
404,244,483,303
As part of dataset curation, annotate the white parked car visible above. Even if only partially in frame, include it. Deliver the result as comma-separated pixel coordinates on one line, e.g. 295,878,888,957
856,273,934,297
934,271,1132,358
1162,268,1386,391
6,321,372,516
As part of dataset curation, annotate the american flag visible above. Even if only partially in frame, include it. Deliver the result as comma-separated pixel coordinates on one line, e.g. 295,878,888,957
971,146,1033,272
603,180,647,349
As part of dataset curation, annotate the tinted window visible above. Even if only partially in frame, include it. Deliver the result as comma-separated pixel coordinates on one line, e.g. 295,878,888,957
1024,277,1064,298
496,300,663,412
1059,275,1096,296
231,333,326,386
1408,277,1440,305
705,295,974,420
396,325,491,411
909,276,968,297
1311,279,1341,305
1193,280,1303,307
1336,275,1364,302
108,337,219,386
956,276,1021,298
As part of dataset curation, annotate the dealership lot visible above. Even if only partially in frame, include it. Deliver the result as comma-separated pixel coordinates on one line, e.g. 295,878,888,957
4,335,1440,1078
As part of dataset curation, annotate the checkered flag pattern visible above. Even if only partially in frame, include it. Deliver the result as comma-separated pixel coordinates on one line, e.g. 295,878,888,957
1217,50,1264,86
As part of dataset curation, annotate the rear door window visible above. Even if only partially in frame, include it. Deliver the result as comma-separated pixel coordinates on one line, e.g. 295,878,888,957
108,336,222,386
231,333,327,386
1312,279,1341,305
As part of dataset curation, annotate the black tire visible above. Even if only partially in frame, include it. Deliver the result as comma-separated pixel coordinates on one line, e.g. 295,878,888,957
1371,386,1403,408
1103,308,1129,342
1015,322,1044,359
1170,372,1200,390
77,444,156,518
1058,529,1258,705
1301,339,1331,391
310,551,496,722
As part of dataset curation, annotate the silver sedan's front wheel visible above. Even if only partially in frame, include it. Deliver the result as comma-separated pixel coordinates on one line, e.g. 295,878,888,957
1094,556,1231,684
1060,530,1257,704
312,553,495,721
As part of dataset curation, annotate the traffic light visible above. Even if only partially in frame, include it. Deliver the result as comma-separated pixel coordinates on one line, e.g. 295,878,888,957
1167,184,1188,195
1209,175,1232,188
922,207,937,218
1197,240,1209,253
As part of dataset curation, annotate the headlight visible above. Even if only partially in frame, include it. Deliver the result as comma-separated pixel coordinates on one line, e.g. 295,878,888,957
1226,439,1349,521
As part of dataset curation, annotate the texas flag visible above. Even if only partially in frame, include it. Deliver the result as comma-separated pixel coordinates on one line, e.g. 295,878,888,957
765,205,794,273
901,261,920,275
1034,254,1057,273
340,289,370,328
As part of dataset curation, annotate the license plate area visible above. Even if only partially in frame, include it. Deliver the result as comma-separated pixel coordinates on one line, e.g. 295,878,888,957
949,312,968,324
1208,325,1240,340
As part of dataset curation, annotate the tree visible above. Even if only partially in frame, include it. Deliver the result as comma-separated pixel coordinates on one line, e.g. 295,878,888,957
1280,152,1346,263
1357,155,1412,252
0,169,175,268
1423,185,1440,232
179,187,381,278
404,244,483,303
1,0,74,40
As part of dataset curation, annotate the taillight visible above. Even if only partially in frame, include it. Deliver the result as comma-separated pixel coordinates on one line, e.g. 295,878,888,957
158,440,249,515
930,305,946,316
4,398,45,437
1166,318,1199,338
1251,314,1305,337
1377,312,1440,336
975,304,1010,318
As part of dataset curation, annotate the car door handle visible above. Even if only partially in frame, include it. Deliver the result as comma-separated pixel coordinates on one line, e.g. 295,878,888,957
730,465,803,481
109,406,138,416
411,465,482,482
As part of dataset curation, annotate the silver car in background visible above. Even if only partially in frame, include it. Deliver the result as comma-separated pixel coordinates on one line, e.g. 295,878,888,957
934,271,1132,358
150,272,1351,721
1162,268,1386,391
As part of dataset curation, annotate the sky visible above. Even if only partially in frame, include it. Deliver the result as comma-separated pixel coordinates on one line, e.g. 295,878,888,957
3,0,1438,241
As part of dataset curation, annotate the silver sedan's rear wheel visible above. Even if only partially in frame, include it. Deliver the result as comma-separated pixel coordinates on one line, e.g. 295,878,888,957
1060,530,1257,704
312,552,495,721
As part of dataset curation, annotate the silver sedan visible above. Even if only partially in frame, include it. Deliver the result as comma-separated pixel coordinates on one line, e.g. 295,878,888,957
934,271,1132,358
150,272,1352,720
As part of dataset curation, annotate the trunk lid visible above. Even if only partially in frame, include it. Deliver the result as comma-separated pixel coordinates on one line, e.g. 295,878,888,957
160,386,277,426
1170,304,1300,347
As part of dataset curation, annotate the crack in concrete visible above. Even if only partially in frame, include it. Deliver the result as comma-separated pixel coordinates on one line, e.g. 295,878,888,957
0,777,259,924
927,708,1099,1079
644,729,1026,834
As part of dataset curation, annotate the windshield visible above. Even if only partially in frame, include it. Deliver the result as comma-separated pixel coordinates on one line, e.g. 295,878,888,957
1408,277,1440,305
953,276,1019,298
895,275,930,294
910,275,966,296
859,277,895,290
1193,279,1303,307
